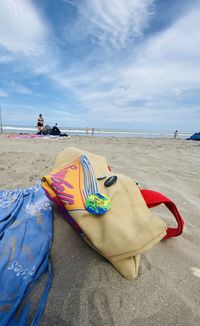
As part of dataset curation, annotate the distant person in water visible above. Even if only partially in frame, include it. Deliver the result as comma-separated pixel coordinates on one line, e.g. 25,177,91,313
37,114,44,132
174,130,178,139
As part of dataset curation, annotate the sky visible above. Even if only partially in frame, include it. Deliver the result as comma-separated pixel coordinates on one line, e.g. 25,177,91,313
0,0,200,131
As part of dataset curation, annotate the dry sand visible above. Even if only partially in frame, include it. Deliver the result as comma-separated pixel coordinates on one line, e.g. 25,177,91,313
0,135,200,325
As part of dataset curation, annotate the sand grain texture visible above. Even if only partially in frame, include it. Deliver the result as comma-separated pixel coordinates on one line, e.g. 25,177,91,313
0,136,200,325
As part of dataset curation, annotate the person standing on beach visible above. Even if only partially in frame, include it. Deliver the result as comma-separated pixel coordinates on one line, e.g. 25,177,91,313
92,127,94,136
174,130,178,139
86,127,89,136
37,114,44,132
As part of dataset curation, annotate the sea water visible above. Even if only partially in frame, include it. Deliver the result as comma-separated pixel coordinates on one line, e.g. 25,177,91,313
2,125,191,139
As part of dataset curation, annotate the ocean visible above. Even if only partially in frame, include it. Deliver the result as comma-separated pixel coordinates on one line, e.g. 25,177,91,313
2,125,192,139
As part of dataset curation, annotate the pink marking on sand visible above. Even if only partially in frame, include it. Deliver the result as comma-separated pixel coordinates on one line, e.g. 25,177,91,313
7,134,42,139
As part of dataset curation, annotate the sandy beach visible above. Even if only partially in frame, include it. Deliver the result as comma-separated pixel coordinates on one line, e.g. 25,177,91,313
0,135,200,325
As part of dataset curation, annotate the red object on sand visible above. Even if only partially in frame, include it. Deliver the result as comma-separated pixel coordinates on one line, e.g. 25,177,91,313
108,164,184,239
140,189,184,239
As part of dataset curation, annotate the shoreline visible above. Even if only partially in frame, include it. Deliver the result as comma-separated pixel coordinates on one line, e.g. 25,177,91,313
0,127,193,139
0,132,191,140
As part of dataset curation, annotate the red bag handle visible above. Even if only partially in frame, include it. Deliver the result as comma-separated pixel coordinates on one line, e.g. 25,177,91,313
140,189,184,239
107,165,184,239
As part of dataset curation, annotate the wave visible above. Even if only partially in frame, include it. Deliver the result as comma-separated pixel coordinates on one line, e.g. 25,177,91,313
2,125,192,139
3,126,37,132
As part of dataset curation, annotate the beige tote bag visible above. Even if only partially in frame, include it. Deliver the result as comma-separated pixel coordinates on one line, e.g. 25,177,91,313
42,147,184,280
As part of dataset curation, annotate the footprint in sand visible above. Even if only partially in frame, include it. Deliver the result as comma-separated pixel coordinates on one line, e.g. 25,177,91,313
190,266,200,278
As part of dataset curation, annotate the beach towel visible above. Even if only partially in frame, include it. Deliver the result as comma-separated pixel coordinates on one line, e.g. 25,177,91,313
42,147,184,280
0,182,53,325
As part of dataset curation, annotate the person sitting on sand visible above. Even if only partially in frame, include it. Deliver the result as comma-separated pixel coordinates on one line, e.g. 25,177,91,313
37,114,44,132
51,123,61,136
51,123,68,137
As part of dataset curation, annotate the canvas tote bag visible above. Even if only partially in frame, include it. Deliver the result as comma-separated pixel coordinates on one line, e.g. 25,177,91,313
42,147,184,280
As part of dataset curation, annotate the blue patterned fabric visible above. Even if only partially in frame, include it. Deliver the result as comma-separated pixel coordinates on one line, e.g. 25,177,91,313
0,182,53,325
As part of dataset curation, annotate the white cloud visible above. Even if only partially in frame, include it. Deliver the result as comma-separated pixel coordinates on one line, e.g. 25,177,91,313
0,0,59,83
62,0,76,6
53,4,200,127
0,55,13,63
0,0,49,57
0,0,199,130
67,0,155,48
119,7,200,95
9,81,33,95
2,103,85,127
0,90,9,97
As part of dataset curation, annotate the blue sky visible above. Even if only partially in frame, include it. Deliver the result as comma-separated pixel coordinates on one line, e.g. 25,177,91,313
0,0,200,131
